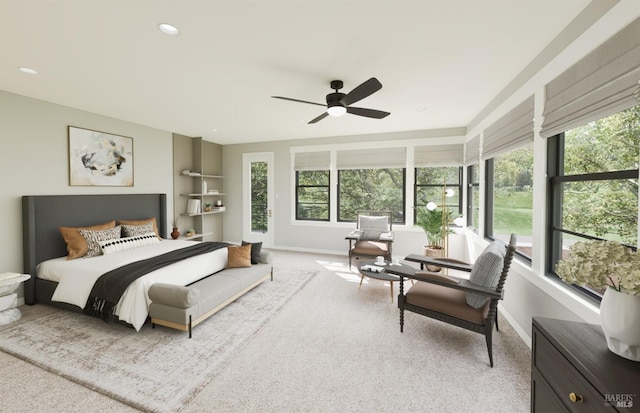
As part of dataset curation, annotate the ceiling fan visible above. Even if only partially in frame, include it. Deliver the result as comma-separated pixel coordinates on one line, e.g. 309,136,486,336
272,77,390,124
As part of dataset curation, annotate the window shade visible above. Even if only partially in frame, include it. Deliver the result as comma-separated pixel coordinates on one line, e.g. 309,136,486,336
540,17,640,138
414,144,463,166
294,151,330,171
336,147,406,169
482,95,534,159
465,135,480,165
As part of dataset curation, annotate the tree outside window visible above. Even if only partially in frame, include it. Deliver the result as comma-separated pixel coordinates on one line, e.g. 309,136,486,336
338,168,405,223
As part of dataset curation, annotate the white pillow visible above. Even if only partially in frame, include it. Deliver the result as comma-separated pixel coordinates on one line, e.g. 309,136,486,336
99,232,160,255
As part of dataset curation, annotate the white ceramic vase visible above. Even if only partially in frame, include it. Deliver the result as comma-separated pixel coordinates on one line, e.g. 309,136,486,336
599,287,640,362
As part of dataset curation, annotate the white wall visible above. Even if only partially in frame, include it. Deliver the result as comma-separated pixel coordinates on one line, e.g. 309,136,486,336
0,91,174,302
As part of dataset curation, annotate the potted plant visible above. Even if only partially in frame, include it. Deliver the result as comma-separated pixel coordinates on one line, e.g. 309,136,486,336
204,203,212,212
415,207,453,271
555,239,640,361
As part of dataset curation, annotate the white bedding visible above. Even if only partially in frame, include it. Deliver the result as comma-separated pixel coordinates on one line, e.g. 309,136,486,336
36,240,228,331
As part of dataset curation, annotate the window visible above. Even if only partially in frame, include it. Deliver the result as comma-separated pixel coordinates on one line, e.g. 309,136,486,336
467,164,480,229
415,166,462,223
548,105,639,297
338,168,405,223
295,170,329,221
485,143,534,259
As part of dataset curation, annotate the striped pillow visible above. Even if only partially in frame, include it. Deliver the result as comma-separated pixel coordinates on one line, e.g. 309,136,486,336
465,240,506,308
99,232,160,255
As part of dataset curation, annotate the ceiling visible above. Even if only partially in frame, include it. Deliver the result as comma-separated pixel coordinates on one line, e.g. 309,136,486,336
0,0,596,145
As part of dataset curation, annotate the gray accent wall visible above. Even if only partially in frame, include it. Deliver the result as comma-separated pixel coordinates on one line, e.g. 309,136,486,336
0,90,174,301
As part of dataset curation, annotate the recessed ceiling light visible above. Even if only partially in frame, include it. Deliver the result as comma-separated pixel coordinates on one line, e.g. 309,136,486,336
211,128,218,133
18,67,38,75
416,106,426,112
158,23,180,36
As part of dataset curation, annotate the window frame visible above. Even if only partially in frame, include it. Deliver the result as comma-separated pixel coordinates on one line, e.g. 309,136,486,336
413,166,463,225
294,169,330,222
546,132,639,301
466,163,480,231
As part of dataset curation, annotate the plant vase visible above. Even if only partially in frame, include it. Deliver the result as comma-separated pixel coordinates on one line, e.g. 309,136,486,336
423,246,444,272
170,227,180,240
599,287,640,362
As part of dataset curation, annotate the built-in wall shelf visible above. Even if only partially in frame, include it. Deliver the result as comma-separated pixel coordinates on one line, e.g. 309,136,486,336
182,207,226,217
181,171,223,179
181,193,226,197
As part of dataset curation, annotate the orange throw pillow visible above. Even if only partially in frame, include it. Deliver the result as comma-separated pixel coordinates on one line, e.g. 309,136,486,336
226,244,252,268
59,220,116,260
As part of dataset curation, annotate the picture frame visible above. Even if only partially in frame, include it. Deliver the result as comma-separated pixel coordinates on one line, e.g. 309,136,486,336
68,126,134,186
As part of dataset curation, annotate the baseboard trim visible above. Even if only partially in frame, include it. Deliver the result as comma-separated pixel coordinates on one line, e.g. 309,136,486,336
498,303,532,348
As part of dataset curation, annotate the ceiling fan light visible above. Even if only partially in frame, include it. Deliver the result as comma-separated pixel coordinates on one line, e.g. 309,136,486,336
327,105,346,117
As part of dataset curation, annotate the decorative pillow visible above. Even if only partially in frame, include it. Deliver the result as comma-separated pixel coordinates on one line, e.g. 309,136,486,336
121,222,154,238
466,240,506,309
59,220,116,260
359,215,389,240
99,232,160,255
116,217,160,238
226,244,252,268
78,226,122,258
241,240,263,264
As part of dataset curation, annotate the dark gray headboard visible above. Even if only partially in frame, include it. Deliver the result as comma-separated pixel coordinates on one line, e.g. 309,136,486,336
22,193,167,304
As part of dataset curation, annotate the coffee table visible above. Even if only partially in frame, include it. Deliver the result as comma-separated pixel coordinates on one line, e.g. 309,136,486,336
358,261,416,302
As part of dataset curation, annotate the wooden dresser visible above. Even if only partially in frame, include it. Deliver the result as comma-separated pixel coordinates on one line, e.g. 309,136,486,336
531,317,640,412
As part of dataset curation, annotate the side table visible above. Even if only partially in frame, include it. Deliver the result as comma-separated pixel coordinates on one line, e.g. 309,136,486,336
0,273,31,325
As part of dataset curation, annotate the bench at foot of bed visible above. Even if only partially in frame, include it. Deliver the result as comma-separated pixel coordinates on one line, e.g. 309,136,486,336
148,251,273,338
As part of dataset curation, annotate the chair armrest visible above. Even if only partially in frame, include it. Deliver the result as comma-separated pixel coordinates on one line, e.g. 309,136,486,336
379,232,394,241
404,254,473,272
345,230,363,240
389,268,502,300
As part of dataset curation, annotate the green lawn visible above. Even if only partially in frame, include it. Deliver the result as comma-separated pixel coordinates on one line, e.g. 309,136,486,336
493,191,533,235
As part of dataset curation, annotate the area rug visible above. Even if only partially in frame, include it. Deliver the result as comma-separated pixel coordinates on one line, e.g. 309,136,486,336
0,268,317,413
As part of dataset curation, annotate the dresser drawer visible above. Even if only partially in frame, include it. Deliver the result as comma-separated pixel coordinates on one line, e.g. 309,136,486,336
533,329,614,413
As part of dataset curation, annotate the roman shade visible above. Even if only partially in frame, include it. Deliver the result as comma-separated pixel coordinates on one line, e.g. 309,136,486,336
293,151,330,171
337,147,406,169
465,135,480,165
482,95,534,159
414,144,464,166
540,17,640,138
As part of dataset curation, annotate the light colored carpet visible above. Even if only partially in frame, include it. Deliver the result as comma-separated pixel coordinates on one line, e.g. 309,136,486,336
0,251,531,412
0,260,316,413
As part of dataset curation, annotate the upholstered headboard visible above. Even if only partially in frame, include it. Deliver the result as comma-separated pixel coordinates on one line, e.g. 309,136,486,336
22,193,167,304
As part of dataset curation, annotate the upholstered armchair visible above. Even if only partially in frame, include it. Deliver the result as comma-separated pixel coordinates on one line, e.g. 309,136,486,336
346,211,394,269
393,234,516,367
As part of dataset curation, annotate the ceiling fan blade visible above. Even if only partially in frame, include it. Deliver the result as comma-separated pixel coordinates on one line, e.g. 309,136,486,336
308,112,329,124
347,106,390,119
272,96,326,107
340,78,382,106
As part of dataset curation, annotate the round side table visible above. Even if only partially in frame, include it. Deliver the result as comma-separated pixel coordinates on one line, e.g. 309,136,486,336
0,273,31,325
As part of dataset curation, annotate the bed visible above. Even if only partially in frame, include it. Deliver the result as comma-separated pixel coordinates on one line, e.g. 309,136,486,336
21,194,229,331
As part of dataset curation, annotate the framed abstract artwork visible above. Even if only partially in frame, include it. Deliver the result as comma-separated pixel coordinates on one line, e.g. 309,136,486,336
68,126,134,186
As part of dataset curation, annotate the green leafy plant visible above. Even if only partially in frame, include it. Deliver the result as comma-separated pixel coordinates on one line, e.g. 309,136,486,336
555,240,640,295
415,207,453,249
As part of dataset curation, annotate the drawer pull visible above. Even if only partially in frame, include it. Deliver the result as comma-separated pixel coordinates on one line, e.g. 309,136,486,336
569,392,583,403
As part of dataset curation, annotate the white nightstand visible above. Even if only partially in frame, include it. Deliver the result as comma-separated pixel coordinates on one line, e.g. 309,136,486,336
0,273,31,325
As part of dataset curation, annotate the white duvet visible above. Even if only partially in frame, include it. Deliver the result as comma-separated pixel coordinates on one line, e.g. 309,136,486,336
36,240,228,331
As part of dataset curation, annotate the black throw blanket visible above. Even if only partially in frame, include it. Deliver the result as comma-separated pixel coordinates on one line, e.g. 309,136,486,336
84,241,231,323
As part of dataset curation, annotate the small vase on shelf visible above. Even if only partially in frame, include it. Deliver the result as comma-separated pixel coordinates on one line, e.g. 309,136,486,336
171,227,180,240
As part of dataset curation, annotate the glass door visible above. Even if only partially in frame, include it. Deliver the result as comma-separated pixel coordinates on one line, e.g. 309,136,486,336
242,152,274,247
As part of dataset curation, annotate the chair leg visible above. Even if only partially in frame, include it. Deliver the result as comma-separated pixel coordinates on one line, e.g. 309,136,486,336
359,274,365,289
389,281,394,302
495,312,500,331
485,323,494,367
